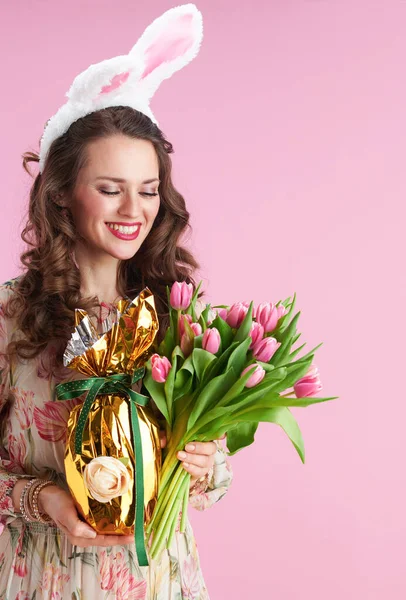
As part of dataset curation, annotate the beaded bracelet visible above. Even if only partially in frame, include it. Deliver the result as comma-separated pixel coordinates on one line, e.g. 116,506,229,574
19,478,56,524
20,478,37,522
32,479,55,524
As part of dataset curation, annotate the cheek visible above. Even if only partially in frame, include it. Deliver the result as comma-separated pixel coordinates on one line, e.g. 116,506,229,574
71,195,107,230
147,199,160,222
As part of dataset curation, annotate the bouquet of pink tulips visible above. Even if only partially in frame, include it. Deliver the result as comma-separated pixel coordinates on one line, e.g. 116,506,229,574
143,281,337,559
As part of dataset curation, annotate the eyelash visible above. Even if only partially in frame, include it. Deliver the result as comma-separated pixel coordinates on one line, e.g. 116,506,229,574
100,190,158,197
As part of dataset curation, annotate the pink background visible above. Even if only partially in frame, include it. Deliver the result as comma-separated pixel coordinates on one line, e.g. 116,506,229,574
1,1,404,597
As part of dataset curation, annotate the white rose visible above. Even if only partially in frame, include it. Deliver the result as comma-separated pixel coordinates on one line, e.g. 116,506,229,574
83,456,131,503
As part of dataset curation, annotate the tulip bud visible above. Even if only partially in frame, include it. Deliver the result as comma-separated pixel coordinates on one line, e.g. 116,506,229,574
151,354,172,383
254,302,280,333
217,308,229,320
252,337,280,362
226,302,249,328
190,323,202,336
241,364,266,388
179,314,193,338
180,332,193,357
170,281,194,310
277,304,287,320
202,328,221,354
248,322,264,349
294,365,322,398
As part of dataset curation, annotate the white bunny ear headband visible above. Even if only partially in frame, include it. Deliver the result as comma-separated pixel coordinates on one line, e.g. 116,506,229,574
38,3,203,173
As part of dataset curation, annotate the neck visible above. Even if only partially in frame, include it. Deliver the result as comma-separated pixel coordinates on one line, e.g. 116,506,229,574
73,243,122,304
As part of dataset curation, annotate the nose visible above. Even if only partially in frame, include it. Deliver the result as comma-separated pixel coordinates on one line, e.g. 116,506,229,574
117,190,143,219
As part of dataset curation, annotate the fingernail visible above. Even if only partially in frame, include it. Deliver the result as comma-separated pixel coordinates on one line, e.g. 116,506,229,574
185,444,195,451
183,462,189,468
178,451,186,459
83,530,96,538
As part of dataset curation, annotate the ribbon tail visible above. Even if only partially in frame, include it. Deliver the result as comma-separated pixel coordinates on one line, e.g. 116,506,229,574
130,399,149,567
74,379,106,456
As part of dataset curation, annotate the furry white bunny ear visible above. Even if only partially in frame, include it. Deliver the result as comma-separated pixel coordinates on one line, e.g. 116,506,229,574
130,3,203,99
38,4,203,173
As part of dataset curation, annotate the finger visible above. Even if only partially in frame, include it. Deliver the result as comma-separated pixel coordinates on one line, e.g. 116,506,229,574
184,441,217,456
181,462,207,479
177,451,210,468
84,534,134,547
57,516,97,540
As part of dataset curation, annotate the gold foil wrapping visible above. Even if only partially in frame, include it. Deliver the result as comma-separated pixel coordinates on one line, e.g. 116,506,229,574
62,288,161,534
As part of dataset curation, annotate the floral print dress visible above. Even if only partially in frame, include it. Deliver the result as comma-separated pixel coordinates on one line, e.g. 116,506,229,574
0,279,233,600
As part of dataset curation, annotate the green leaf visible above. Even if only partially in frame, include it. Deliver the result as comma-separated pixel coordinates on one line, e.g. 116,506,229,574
264,395,339,407
198,303,212,332
164,346,184,424
186,406,231,438
227,337,252,375
187,368,238,430
186,280,203,319
173,354,195,402
143,368,170,423
255,361,276,372
220,368,288,411
118,457,130,466
158,327,175,358
214,363,258,408
280,356,314,391
200,341,239,384
231,405,306,463
226,422,259,455
291,342,324,365
285,343,306,362
192,348,216,382
233,301,254,343
277,293,297,334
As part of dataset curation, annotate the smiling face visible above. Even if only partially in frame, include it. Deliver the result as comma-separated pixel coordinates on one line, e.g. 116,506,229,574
69,134,161,263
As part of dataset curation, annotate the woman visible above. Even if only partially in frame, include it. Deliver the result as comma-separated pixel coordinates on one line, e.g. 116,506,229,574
0,6,233,597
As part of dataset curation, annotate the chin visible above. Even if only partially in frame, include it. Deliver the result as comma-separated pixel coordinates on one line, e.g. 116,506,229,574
106,241,143,261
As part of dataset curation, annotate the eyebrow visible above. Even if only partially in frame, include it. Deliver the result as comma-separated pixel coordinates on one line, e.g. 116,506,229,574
95,176,160,184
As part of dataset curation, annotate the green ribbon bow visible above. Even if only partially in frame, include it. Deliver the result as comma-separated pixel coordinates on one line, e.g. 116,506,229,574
55,367,149,566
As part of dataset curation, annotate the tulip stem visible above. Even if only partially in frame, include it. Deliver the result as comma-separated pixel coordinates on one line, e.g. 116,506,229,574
150,468,189,559
180,476,190,533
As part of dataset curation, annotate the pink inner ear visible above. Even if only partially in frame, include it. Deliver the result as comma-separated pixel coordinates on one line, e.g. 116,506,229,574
99,71,130,95
141,14,194,80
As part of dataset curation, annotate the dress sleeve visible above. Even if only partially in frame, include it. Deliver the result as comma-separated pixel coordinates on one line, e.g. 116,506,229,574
188,439,233,511
0,283,34,523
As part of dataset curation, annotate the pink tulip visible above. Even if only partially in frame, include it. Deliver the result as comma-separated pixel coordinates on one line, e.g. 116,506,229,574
202,328,221,354
179,314,193,337
277,304,287,319
248,322,264,349
151,354,172,383
217,308,229,320
252,337,281,362
241,364,266,388
254,302,280,333
226,302,249,328
180,320,201,356
190,323,202,336
170,281,193,310
294,365,323,398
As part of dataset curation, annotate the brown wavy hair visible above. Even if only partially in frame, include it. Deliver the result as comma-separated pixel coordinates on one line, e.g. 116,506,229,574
4,106,202,364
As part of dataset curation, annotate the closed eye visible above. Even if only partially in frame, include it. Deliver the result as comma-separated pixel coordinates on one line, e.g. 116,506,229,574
100,190,159,197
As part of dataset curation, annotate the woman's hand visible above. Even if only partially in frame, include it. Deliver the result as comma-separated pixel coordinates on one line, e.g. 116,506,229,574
159,430,225,486
177,441,217,486
38,485,134,548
